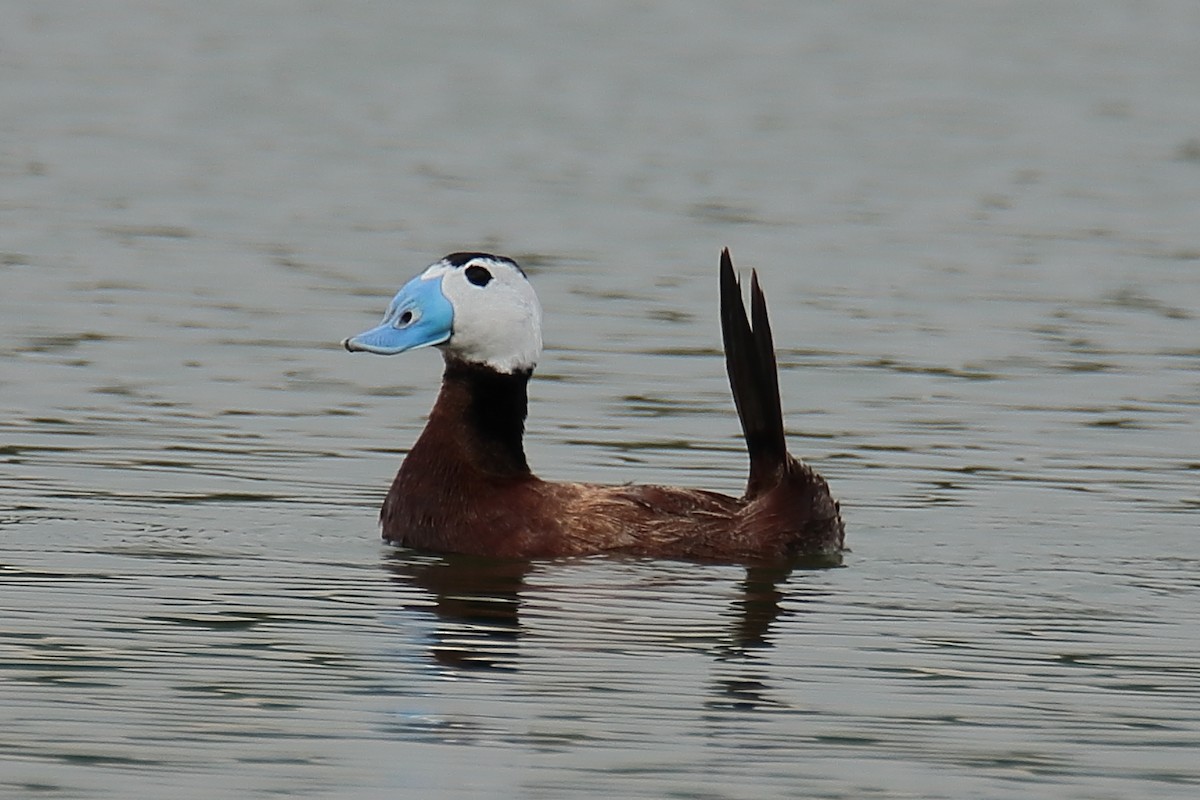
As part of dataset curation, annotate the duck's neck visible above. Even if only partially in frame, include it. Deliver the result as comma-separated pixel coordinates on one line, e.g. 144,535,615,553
409,356,533,478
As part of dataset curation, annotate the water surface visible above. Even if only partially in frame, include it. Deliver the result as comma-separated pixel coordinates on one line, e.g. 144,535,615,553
3,2,1199,798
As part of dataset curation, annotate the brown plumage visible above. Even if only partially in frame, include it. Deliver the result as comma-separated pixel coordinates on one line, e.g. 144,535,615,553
357,249,844,564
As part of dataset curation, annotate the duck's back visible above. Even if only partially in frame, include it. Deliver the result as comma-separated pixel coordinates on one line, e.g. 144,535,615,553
546,474,842,561
383,454,842,561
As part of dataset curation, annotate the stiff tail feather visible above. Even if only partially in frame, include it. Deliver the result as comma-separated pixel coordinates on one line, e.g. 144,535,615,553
719,248,787,499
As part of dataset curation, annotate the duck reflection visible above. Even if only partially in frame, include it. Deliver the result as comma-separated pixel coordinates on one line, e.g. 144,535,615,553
385,551,529,672
385,551,834,674
722,563,794,653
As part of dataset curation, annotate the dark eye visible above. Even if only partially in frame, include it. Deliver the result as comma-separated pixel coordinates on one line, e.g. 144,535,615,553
465,265,493,287
398,310,413,325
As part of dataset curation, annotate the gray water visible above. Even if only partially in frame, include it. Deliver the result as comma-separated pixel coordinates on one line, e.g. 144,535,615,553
3,2,1199,798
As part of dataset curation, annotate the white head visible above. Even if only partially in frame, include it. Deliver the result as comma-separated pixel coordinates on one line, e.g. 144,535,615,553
342,252,543,373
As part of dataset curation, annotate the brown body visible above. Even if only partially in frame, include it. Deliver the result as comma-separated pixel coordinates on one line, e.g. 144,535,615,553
379,250,844,563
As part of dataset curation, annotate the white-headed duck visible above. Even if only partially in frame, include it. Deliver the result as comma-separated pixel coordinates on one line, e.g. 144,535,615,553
343,249,844,563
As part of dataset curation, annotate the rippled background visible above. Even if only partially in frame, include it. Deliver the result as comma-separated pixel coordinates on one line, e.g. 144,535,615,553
3,2,1199,798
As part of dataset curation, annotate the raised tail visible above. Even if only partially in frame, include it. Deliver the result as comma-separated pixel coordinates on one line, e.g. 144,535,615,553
720,248,787,499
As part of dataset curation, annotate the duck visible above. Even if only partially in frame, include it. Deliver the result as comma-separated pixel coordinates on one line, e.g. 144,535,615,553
343,249,844,563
